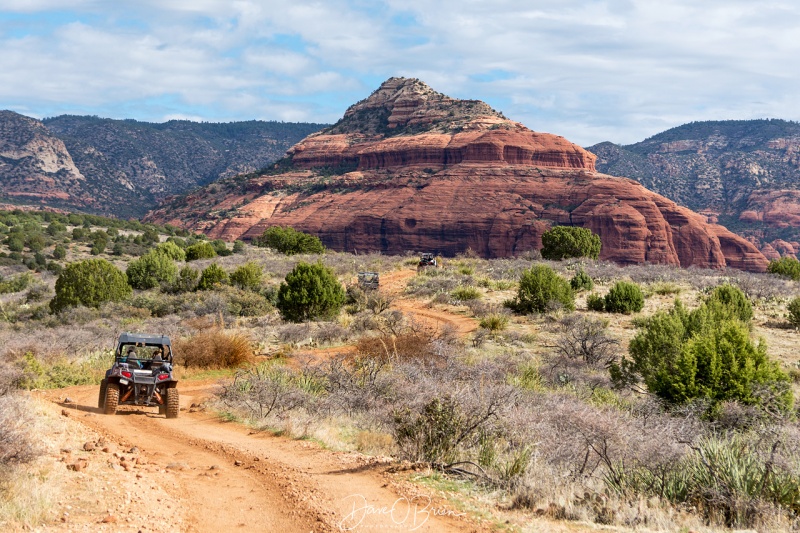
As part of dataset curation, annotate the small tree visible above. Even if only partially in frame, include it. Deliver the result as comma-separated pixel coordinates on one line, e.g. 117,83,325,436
705,284,752,323
126,251,178,290
570,269,594,292
50,259,132,313
153,241,186,262
277,262,345,322
787,297,800,328
508,264,574,314
197,263,228,290
170,265,199,293
604,281,644,314
256,226,325,255
613,299,792,410
185,242,217,261
767,256,800,280
541,226,601,261
230,261,263,291
52,244,67,260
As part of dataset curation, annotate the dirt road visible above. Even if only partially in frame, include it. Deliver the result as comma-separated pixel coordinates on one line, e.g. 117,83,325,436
40,381,481,533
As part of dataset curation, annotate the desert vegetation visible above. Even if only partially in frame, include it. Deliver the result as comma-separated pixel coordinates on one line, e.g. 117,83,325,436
2,209,800,530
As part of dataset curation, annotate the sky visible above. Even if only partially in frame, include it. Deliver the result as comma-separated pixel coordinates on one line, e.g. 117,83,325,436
1,1,799,146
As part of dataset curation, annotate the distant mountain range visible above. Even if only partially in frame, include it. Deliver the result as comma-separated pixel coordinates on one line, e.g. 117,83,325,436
588,119,800,258
0,111,326,218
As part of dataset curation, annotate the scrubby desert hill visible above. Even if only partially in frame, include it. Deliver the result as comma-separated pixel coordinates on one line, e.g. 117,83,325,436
588,120,800,259
0,111,325,218
148,77,768,272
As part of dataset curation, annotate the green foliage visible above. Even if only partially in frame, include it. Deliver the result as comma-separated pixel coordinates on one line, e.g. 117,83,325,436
171,265,199,293
256,226,325,255
767,256,800,280
587,293,605,311
211,239,232,257
197,263,229,290
229,261,263,291
277,261,345,322
50,259,132,313
393,397,464,464
569,269,594,292
608,434,800,528
479,313,509,333
788,297,800,328
508,264,574,314
0,273,33,294
232,240,245,253
126,251,178,290
540,226,601,261
185,241,217,261
153,241,186,261
26,234,46,253
613,299,792,410
603,281,644,314
46,221,66,236
451,285,481,301
6,236,23,252
17,351,106,389
52,244,67,260
705,284,752,323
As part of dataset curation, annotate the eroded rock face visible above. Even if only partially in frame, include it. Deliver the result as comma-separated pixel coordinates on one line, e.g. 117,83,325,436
0,111,87,207
148,77,768,272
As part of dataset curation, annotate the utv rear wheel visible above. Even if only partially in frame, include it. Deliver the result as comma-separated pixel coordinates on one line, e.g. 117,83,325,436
166,387,179,419
98,379,107,409
104,382,119,415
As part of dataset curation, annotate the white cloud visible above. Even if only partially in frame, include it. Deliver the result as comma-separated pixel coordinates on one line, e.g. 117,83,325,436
1,0,800,143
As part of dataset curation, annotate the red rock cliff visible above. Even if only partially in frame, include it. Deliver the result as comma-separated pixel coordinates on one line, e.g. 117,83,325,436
147,77,768,272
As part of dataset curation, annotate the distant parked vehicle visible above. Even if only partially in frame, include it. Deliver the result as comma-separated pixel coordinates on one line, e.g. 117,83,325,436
417,253,437,272
99,332,179,418
357,271,380,291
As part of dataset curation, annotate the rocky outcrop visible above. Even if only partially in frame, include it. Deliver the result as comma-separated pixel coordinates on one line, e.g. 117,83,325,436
589,121,800,255
149,78,768,272
0,111,87,208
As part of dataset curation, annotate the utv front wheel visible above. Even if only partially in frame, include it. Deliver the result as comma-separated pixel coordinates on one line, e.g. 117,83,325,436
104,382,119,415
166,387,179,419
98,379,107,409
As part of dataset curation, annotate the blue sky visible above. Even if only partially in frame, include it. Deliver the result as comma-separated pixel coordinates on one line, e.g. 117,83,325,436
1,0,799,145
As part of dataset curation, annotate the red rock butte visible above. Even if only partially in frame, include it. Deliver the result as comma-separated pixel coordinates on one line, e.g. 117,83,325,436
148,77,769,272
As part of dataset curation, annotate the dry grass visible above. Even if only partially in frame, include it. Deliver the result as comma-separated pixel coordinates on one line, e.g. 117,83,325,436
174,328,255,368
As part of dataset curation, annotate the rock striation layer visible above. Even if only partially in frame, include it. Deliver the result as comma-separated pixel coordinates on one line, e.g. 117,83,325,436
149,78,768,272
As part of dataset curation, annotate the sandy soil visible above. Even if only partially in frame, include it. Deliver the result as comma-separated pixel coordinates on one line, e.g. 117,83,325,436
37,381,483,532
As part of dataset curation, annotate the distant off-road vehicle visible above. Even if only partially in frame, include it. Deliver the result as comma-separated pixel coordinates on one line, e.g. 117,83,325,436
357,271,380,291
417,253,437,271
98,332,179,418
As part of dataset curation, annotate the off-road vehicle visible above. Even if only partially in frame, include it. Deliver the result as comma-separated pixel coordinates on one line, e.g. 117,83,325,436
417,253,437,271
98,332,179,418
357,271,380,291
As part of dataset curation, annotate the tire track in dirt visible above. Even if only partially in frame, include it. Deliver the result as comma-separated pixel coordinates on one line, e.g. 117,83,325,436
40,383,481,533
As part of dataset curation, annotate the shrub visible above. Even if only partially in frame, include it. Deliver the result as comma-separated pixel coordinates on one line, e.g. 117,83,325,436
767,256,800,280
277,261,345,322
788,297,800,328
0,273,33,294
603,281,644,314
613,300,792,410
232,240,245,253
197,263,228,290
173,329,254,368
570,269,594,292
451,285,481,301
50,259,132,313
256,226,325,255
169,265,199,293
705,284,752,323
541,226,601,261
126,251,178,290
553,315,618,366
587,293,605,311
479,313,509,334
52,243,67,260
212,239,232,257
507,264,574,314
185,241,217,261
230,261,263,291
153,241,186,261
26,234,46,253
